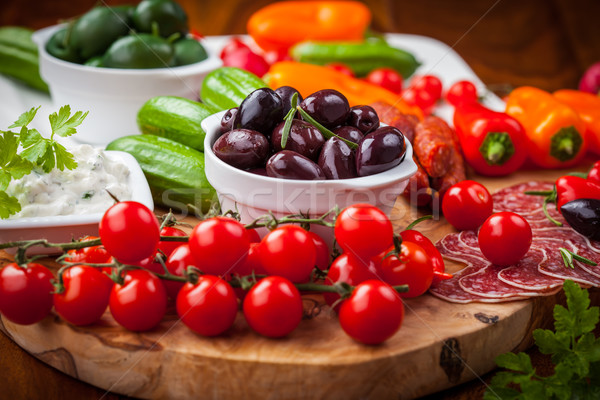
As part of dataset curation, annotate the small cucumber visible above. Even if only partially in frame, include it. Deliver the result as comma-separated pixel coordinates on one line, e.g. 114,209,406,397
291,40,420,78
0,42,49,93
0,26,38,53
106,135,216,213
137,96,217,151
200,66,266,111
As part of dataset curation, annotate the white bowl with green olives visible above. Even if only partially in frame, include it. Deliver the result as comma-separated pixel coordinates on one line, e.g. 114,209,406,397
32,0,221,145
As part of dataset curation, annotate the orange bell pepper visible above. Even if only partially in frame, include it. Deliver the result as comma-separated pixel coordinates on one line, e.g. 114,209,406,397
505,86,587,168
267,61,423,119
553,89,600,155
247,1,371,53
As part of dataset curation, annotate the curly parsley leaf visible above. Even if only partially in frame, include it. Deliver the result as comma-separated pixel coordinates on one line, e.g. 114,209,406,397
486,280,600,399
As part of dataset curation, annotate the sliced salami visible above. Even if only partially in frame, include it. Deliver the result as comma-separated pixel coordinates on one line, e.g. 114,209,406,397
534,239,600,286
458,230,479,250
497,247,564,291
492,181,554,215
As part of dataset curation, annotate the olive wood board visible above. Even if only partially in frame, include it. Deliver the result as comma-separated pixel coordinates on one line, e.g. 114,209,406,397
2,159,598,400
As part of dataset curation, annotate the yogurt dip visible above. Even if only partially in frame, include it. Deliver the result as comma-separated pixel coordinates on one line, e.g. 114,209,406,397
6,144,131,218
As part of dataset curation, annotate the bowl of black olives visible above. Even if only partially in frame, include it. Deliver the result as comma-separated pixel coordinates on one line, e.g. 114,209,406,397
202,87,417,228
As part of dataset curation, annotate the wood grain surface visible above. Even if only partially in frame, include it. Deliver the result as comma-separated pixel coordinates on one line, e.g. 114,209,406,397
1,0,600,399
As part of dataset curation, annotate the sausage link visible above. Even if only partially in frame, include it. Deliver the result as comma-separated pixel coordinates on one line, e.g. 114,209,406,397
413,116,455,178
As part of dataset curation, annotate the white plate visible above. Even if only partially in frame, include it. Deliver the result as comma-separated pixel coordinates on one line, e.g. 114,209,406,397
0,150,153,254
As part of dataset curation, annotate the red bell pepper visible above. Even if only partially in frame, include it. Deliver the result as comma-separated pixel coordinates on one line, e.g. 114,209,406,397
588,160,600,184
555,175,600,211
400,230,452,285
453,102,527,176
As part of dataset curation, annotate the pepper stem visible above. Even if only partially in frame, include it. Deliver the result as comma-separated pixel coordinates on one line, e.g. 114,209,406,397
550,126,582,162
478,132,515,166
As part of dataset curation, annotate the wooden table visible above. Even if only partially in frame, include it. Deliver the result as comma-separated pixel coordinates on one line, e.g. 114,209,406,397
1,0,600,399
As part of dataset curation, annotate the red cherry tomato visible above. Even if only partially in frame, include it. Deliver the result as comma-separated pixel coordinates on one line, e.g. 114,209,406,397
164,244,195,299
65,236,111,264
259,225,316,283
588,160,600,184
334,204,394,259
109,269,167,331
327,63,355,77
478,212,532,267
445,80,478,107
219,37,251,59
158,226,188,258
243,276,303,338
221,47,270,77
338,280,404,345
380,242,433,298
0,262,54,325
263,49,292,65
246,228,262,243
235,242,266,276
410,74,443,101
176,275,238,336
99,201,160,264
323,253,378,311
400,230,452,285
188,217,250,276
54,265,114,326
307,231,330,270
401,87,436,114
442,180,493,231
365,67,403,94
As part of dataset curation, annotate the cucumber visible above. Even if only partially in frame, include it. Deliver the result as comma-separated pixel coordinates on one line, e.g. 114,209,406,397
137,96,217,151
106,135,216,213
0,27,49,93
0,26,38,53
200,66,266,111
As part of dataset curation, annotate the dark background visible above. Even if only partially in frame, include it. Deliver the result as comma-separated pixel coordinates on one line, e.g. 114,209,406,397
1,0,599,399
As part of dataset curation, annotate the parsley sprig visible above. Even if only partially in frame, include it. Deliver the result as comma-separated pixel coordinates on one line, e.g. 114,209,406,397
485,280,600,399
0,105,88,219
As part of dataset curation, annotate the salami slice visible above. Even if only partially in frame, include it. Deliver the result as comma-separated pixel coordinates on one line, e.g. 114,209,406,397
497,247,564,291
458,230,479,250
492,181,554,215
535,239,600,286
438,233,488,265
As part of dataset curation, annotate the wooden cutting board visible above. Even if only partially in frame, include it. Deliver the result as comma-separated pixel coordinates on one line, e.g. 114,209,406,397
0,161,596,400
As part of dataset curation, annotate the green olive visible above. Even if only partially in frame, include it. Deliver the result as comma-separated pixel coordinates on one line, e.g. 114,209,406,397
132,0,188,38
173,38,208,66
102,34,174,69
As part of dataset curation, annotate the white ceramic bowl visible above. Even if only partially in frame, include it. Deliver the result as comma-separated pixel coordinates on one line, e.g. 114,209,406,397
0,151,153,254
32,25,222,146
201,111,418,240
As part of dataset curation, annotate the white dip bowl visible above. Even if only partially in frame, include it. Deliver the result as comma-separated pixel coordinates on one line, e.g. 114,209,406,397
32,24,222,146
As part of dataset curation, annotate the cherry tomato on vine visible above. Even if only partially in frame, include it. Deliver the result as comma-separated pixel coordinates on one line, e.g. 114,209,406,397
259,225,316,283
243,276,303,338
410,74,443,101
327,62,355,77
442,180,493,231
54,265,114,326
188,217,250,276
246,228,261,243
109,269,167,331
158,226,188,258
99,201,160,264
380,242,433,298
338,280,404,345
164,244,195,299
219,36,250,60
222,47,270,77
308,231,330,270
65,236,111,264
401,87,435,114
323,253,378,311
334,204,393,259
365,67,403,94
0,263,54,325
177,275,238,337
235,242,266,276
445,80,478,107
478,212,532,267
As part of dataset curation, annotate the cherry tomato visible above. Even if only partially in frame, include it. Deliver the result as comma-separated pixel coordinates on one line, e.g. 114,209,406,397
323,253,378,311
588,160,600,184
235,242,266,276
365,67,403,94
380,242,433,298
401,87,435,114
338,280,404,345
158,226,188,258
99,201,160,264
65,236,111,264
334,204,394,259
188,217,250,276
400,230,452,285
327,63,355,77
243,276,303,338
0,263,54,325
222,47,270,77
307,231,330,270
219,37,250,59
109,269,167,331
246,228,261,243
54,265,114,326
259,225,316,283
478,212,532,266
410,74,443,101
445,80,478,107
164,244,195,299
177,275,238,336
442,180,493,231
263,49,292,65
